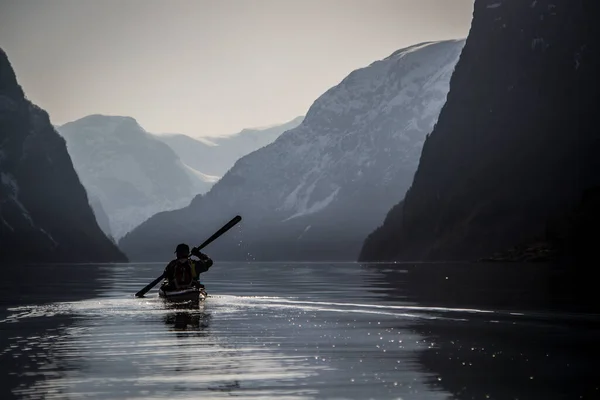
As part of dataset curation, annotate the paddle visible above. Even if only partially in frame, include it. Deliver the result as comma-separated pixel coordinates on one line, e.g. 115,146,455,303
134,215,242,297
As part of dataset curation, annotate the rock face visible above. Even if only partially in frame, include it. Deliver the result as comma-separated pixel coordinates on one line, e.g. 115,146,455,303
89,196,112,240
0,49,127,263
359,0,600,262
119,40,465,261
57,115,215,240
154,116,304,177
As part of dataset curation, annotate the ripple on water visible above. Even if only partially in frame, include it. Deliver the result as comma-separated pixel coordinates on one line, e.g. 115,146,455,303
1,262,598,399
1,292,455,399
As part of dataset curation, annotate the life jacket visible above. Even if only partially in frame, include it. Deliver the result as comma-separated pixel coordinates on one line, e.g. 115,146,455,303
173,259,194,289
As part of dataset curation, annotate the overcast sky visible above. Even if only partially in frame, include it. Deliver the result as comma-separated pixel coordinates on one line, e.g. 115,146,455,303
0,0,474,137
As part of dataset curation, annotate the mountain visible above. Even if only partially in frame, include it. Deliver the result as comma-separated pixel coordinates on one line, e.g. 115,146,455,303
57,115,215,240
154,116,304,177
119,39,466,261
359,0,600,263
0,49,126,262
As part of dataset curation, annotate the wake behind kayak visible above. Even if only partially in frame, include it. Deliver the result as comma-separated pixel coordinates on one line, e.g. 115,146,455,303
158,284,207,303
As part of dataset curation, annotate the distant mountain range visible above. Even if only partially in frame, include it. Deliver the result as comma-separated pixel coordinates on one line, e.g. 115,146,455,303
119,39,466,261
57,115,215,240
153,116,304,177
57,115,303,239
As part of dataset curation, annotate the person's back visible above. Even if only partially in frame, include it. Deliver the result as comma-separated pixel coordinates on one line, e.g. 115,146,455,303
162,243,213,291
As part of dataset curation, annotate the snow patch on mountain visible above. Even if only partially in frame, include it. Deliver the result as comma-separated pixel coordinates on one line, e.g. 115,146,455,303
283,187,340,221
179,161,220,184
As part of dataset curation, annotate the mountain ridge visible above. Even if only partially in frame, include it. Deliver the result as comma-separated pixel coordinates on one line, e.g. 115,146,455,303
119,39,466,261
153,115,304,177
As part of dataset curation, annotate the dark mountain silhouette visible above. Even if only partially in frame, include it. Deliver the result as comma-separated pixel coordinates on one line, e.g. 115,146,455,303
0,48,127,262
359,0,600,267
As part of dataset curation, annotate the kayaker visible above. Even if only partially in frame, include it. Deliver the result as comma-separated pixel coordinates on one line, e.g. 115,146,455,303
162,243,213,291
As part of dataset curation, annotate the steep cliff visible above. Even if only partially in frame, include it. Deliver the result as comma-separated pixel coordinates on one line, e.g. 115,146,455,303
359,0,600,262
0,48,127,262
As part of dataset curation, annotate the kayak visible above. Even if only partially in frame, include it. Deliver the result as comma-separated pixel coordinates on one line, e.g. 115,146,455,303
158,285,207,302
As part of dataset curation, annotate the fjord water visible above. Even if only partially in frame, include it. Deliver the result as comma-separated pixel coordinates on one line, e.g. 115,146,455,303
1,262,598,399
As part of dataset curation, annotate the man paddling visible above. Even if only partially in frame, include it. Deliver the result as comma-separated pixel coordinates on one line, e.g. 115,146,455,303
135,215,240,298
162,243,213,291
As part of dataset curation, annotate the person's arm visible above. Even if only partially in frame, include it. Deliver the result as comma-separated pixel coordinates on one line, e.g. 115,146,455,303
191,247,213,274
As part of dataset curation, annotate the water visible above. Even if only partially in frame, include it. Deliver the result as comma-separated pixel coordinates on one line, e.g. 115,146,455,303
0,262,599,399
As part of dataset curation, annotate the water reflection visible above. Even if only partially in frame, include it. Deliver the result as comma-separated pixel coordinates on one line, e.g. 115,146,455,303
414,317,600,399
163,310,210,332
158,304,241,396
363,262,600,400
162,302,212,334
162,306,244,396
0,263,115,400
3,262,597,399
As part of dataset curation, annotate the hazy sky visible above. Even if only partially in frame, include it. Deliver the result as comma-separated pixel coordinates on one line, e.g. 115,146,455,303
0,0,474,137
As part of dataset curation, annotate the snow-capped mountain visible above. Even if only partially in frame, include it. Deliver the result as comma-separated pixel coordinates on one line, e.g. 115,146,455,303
57,115,215,239
119,39,466,261
0,48,126,262
153,116,304,177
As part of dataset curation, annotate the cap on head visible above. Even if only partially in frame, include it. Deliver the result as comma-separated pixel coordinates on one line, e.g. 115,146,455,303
175,243,190,258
